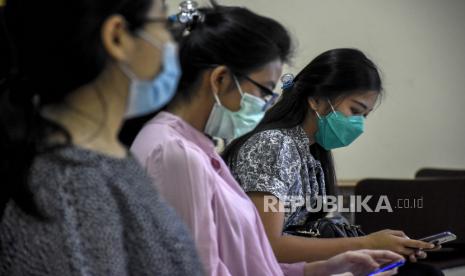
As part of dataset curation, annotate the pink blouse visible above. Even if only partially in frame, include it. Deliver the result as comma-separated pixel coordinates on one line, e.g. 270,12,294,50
131,111,305,276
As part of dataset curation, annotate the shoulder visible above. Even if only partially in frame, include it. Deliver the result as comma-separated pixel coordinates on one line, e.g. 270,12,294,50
31,147,116,191
238,129,299,160
4,147,202,275
146,137,218,195
29,147,143,214
149,137,211,169
131,118,178,162
247,129,289,145
242,129,294,151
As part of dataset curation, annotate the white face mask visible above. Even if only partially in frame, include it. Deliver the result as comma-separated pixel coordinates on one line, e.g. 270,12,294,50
204,75,266,142
120,30,181,119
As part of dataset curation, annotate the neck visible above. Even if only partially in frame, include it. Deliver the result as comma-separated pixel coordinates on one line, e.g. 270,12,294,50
42,67,129,158
166,89,214,133
302,111,318,145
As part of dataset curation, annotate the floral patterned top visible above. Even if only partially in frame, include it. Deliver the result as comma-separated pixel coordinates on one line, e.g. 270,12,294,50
228,125,326,231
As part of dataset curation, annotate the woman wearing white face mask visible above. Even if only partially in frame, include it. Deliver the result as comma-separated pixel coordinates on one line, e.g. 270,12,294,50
0,0,202,275
130,3,403,276
203,74,276,144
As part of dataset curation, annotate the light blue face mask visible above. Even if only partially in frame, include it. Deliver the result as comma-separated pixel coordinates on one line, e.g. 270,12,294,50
121,31,181,119
314,101,365,150
204,75,266,142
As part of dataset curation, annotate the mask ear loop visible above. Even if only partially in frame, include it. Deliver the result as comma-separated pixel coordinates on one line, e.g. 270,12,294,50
137,30,164,50
212,72,240,108
310,98,322,118
327,99,337,114
119,63,138,81
212,91,222,106
328,100,336,112
118,27,164,82
232,75,245,97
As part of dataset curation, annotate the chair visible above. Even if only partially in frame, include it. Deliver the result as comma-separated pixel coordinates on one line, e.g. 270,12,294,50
415,168,465,179
354,178,465,269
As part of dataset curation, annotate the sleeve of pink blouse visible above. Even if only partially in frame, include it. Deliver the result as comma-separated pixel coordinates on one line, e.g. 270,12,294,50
146,139,233,276
280,262,306,276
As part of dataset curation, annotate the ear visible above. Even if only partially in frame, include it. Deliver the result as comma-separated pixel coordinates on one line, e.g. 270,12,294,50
307,97,320,112
209,66,233,97
101,15,134,62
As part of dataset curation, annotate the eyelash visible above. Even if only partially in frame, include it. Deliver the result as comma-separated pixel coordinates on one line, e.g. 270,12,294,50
351,108,362,114
259,88,270,97
351,109,368,118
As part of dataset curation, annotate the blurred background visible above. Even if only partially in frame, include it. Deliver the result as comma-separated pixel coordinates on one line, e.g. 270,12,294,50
170,0,465,182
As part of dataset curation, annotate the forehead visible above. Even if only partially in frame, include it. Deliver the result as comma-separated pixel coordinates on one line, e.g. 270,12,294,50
249,59,284,81
341,90,379,106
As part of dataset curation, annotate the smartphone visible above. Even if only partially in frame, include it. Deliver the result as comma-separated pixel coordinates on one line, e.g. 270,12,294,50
368,260,406,276
419,231,457,246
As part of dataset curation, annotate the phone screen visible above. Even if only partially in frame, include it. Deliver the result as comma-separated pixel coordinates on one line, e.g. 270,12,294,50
368,260,406,276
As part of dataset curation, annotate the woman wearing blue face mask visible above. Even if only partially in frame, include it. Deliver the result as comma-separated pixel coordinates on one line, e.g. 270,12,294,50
223,49,442,276
130,3,404,276
0,0,202,274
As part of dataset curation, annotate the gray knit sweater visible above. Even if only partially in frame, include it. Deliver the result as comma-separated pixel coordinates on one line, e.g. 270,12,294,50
0,146,204,275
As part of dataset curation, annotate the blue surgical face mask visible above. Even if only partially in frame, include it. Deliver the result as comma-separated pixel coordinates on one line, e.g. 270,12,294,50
204,75,266,142
120,30,181,119
314,101,365,150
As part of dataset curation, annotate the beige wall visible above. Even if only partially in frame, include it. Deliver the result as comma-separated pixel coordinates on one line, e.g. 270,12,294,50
170,0,465,179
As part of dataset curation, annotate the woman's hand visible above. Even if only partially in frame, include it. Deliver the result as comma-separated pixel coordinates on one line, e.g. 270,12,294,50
363,229,435,262
304,249,403,276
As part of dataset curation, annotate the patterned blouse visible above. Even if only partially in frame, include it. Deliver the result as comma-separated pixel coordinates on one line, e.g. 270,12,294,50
229,125,326,231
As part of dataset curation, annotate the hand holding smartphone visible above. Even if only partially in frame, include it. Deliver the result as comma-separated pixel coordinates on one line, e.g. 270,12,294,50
418,231,457,247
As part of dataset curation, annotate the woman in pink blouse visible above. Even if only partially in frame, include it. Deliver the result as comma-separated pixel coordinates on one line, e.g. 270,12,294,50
131,3,402,276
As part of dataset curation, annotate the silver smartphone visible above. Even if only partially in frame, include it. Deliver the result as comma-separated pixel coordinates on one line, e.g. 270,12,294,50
419,231,457,245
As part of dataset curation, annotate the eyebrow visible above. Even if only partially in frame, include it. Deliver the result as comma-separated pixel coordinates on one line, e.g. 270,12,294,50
352,99,369,110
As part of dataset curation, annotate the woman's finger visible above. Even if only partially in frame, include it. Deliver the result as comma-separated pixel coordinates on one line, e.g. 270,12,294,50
415,250,427,259
402,238,435,249
396,247,416,256
358,249,404,262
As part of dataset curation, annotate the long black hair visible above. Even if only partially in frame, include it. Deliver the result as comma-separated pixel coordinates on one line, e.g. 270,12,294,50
118,2,293,146
0,0,155,218
223,48,383,195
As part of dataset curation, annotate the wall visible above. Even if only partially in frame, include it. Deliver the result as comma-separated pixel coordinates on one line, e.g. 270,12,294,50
170,0,465,180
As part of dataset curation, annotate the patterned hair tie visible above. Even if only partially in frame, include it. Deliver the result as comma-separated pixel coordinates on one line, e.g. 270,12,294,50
281,73,295,90
172,0,205,35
